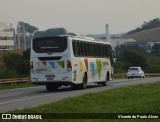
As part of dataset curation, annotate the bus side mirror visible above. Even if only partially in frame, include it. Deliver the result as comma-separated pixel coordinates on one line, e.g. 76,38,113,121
113,58,116,63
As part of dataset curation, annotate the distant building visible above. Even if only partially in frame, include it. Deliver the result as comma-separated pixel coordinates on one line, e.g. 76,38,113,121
0,23,15,50
149,41,160,47
110,38,136,48
114,38,160,52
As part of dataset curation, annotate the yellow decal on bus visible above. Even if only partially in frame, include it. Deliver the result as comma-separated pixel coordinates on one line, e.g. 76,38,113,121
80,61,82,71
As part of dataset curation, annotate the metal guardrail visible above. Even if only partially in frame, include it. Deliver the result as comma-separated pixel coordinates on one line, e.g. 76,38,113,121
0,78,31,85
0,73,160,85
114,73,160,78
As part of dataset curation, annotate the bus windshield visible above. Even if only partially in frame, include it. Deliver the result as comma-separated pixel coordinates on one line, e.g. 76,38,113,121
33,37,67,53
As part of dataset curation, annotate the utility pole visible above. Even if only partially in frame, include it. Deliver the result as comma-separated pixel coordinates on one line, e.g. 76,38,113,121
17,22,26,50
17,24,20,49
106,24,110,43
13,27,16,50
23,23,26,50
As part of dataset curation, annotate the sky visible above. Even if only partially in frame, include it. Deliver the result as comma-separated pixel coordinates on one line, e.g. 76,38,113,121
0,0,160,35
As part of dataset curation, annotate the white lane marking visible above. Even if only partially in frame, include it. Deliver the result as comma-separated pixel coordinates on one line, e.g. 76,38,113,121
0,81,154,105
0,86,44,95
0,79,159,105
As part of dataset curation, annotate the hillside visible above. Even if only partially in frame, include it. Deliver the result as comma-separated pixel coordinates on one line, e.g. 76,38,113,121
123,27,160,42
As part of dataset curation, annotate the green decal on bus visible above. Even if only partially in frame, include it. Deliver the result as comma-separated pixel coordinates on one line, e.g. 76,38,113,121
57,61,65,69
96,59,101,80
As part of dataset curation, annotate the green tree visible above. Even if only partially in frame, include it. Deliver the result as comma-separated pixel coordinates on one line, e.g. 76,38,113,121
3,53,22,70
151,43,160,56
121,50,148,68
18,21,38,34
34,28,67,38
3,53,29,77
126,18,160,35
23,48,30,60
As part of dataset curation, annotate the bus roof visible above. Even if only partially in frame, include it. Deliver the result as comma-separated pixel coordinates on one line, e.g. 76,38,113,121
59,35,111,45
33,35,111,45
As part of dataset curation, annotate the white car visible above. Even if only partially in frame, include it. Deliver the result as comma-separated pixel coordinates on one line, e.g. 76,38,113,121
127,67,145,79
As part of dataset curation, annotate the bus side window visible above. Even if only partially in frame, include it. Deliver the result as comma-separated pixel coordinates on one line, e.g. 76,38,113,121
102,45,105,57
72,41,77,56
93,43,97,57
81,42,85,56
79,41,85,57
89,43,93,57
77,41,80,56
88,43,91,57
86,43,89,56
97,44,100,57
104,45,109,57
82,42,87,57
91,43,94,57
100,44,102,57
84,42,87,57
95,43,97,57
100,45,104,57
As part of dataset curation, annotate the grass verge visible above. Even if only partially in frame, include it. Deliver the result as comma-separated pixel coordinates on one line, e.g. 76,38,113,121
4,82,160,122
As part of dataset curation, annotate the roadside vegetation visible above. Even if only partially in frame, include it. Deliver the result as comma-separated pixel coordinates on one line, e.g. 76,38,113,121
0,83,36,90
6,82,160,122
0,49,30,79
115,44,160,73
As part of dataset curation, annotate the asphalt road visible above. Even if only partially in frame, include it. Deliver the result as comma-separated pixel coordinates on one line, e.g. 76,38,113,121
0,77,160,113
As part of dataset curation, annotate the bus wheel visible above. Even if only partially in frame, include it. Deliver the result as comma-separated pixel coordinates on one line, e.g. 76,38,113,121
71,84,78,90
46,84,58,91
102,81,107,86
102,72,109,86
80,73,87,89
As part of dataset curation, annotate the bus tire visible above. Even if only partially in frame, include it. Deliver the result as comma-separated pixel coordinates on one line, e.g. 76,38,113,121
102,72,109,86
46,84,58,91
80,73,87,89
71,84,79,90
102,81,107,86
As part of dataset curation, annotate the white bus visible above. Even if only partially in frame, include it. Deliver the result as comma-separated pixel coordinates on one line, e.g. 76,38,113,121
30,35,114,91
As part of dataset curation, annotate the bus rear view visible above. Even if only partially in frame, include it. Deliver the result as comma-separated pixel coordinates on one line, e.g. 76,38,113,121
30,36,72,91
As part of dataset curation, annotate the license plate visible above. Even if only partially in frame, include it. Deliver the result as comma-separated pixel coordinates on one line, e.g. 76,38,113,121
45,75,55,77
47,77,54,80
132,74,135,75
